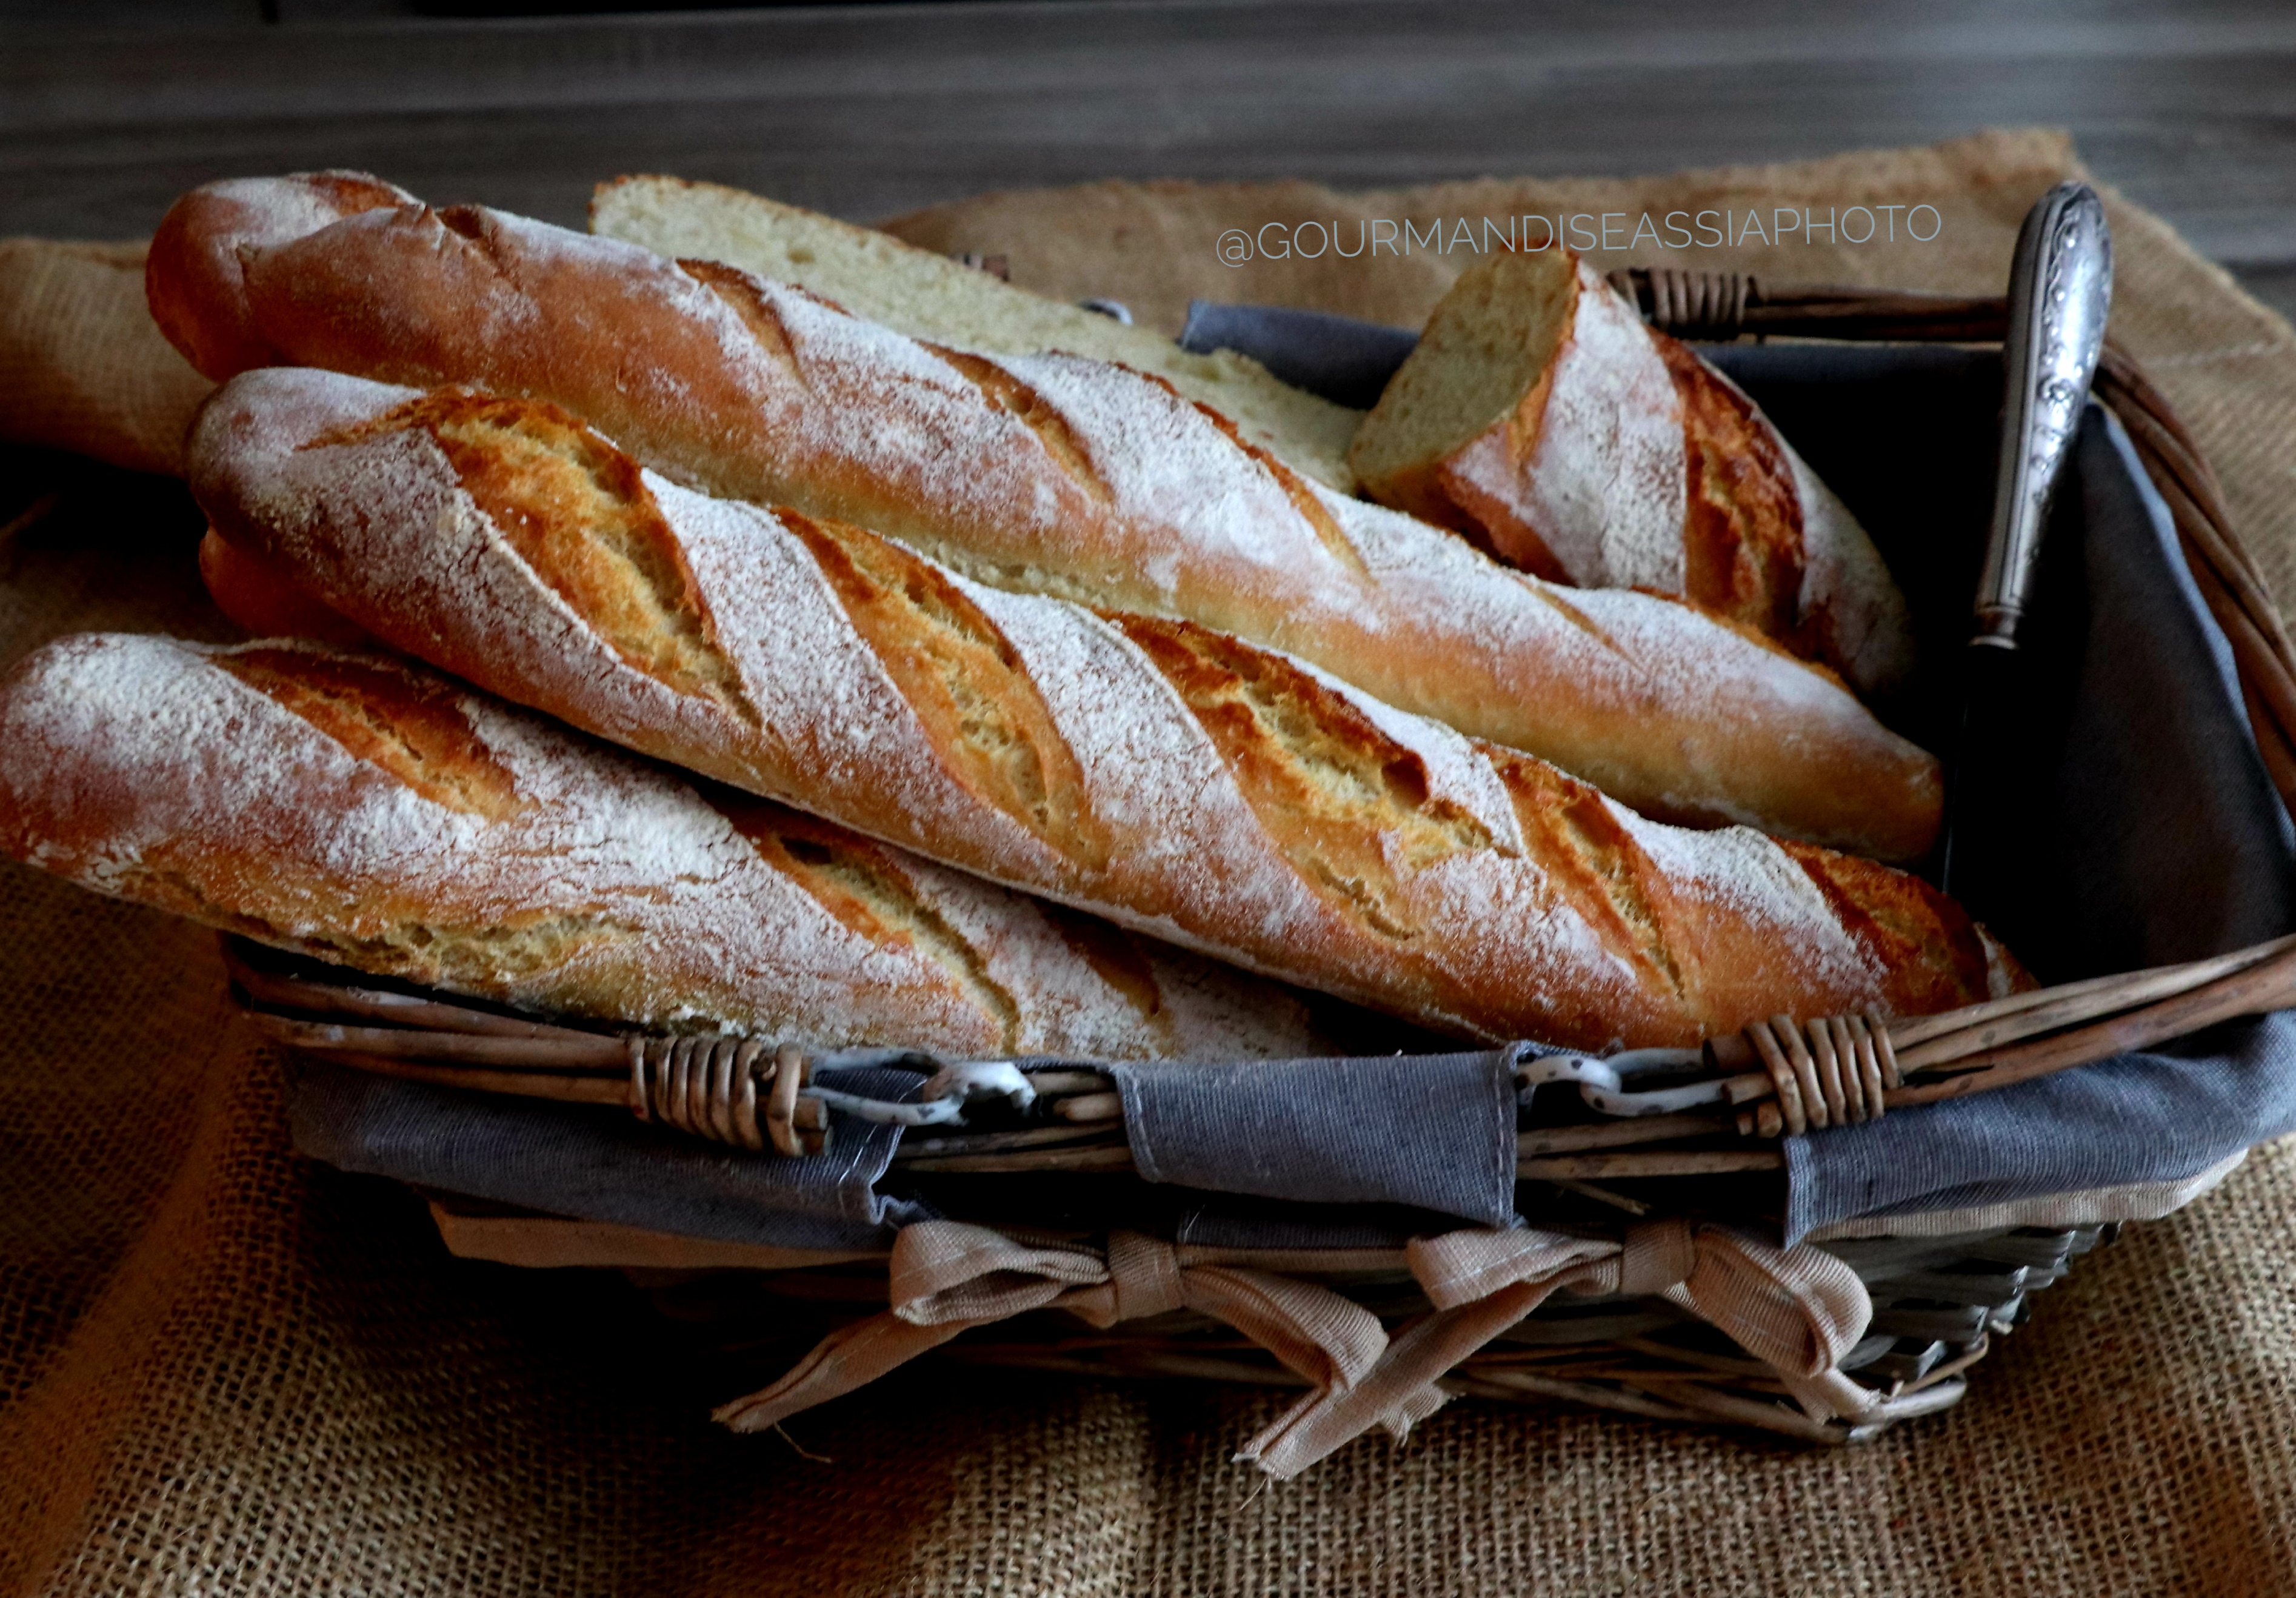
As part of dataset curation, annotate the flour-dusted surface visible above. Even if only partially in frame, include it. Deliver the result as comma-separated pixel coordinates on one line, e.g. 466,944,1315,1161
1346,248,1918,700
150,176,1941,860
1318,489,1939,851
1509,256,1687,592
0,633,1337,1060
192,369,2006,1048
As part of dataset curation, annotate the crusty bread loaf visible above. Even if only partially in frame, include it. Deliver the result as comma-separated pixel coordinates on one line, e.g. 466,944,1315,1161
190,367,2020,1049
590,173,1363,492
0,632,1338,1060
145,173,1940,861
1350,250,1916,697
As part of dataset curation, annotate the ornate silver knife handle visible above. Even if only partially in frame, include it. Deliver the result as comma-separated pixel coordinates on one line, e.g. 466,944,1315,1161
1972,181,2114,647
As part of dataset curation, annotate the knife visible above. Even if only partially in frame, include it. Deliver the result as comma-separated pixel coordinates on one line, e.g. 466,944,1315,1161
1936,182,2114,900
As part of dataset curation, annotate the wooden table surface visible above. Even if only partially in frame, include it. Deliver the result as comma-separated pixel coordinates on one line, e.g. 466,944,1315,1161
7,0,2296,324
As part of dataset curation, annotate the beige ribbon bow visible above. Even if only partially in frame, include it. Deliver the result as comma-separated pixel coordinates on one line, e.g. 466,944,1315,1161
713,1220,1390,1437
1240,1219,1878,1479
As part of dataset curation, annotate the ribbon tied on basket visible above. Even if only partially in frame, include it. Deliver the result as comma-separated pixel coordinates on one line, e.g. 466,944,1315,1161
1239,1217,1882,1477
712,1221,1390,1439
713,1217,1878,1479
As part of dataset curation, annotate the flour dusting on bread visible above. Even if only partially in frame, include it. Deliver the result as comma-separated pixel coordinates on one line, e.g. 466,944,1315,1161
1352,249,1917,696
189,368,2006,1048
0,633,1341,1060
147,177,1940,858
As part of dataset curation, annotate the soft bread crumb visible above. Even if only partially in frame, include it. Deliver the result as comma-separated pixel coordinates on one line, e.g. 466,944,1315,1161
1349,249,1577,512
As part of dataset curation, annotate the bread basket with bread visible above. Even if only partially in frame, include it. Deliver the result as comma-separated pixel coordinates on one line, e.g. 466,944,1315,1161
5,170,2293,1479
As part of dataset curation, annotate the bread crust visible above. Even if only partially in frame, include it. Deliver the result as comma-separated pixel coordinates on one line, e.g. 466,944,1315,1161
145,172,414,381
145,175,1938,860
1351,252,1917,697
0,632,1338,1060
190,368,2017,1049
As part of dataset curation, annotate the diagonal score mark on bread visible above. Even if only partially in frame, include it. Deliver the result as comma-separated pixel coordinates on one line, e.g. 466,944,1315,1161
1780,841,1995,1016
1110,613,1497,941
1483,746,1689,1001
1031,900,1172,1031
191,645,639,985
1657,336,1807,646
718,797,1026,1049
308,391,758,725
921,339,1373,580
1179,392,1371,580
681,256,815,391
780,507,1112,873
212,646,530,820
924,345,1116,506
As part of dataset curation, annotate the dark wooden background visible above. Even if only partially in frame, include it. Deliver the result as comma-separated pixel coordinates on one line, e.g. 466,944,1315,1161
6,0,2295,322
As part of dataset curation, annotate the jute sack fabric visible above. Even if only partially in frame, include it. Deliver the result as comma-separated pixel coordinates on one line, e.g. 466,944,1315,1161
0,240,209,478
3,129,2296,1594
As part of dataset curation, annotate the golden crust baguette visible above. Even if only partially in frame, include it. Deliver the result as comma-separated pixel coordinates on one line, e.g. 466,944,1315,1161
189,367,2020,1049
0,632,1339,1059
1350,250,1915,695
145,172,1940,862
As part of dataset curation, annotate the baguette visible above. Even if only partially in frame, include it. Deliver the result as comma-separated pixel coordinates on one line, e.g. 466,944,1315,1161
189,367,2020,1050
0,632,1338,1060
589,173,1363,492
1350,250,1915,695
145,173,1940,861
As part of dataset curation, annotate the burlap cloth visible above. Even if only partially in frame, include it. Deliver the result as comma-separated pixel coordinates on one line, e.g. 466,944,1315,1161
4,129,2294,1595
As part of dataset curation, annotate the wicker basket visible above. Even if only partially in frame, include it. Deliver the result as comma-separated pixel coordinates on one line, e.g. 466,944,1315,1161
241,280,2296,1465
